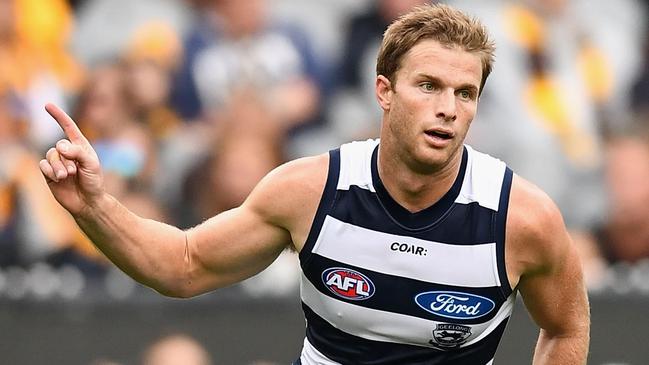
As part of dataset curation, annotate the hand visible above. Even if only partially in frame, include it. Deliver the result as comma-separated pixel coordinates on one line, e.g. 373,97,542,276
39,103,105,217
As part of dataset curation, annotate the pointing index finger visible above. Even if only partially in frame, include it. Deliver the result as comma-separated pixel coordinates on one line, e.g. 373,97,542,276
45,103,89,145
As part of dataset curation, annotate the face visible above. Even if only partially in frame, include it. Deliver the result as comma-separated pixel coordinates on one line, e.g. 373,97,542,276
212,0,266,37
376,39,482,173
79,66,129,135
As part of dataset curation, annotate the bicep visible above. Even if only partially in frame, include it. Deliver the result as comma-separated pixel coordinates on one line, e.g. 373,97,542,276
510,176,589,337
184,204,291,295
518,239,589,337
179,153,327,296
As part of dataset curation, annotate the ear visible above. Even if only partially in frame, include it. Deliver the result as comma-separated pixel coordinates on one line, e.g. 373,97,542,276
375,75,393,111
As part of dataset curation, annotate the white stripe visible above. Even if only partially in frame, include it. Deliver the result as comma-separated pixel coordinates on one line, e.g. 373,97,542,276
300,337,341,365
300,272,513,348
312,216,499,287
337,139,378,192
456,145,506,211
491,241,502,288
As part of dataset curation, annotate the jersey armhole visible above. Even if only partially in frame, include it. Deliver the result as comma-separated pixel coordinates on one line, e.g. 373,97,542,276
495,167,514,298
299,149,341,265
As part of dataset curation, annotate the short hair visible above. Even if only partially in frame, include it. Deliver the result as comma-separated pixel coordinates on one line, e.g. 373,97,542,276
376,4,495,94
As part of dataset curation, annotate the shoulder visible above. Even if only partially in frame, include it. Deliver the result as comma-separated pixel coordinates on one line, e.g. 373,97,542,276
244,153,330,226
506,174,572,276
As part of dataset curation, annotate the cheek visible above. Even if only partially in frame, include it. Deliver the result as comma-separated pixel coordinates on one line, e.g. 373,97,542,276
459,103,477,126
388,101,414,137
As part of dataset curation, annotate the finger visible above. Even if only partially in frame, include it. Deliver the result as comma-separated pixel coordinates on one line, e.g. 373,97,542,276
56,139,97,168
45,103,90,146
59,153,77,175
46,147,68,181
55,140,78,174
39,159,57,183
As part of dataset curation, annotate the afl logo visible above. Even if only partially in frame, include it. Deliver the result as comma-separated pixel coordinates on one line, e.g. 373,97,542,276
322,267,375,301
415,291,495,320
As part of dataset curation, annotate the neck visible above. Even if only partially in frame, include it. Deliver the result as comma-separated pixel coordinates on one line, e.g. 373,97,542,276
377,143,463,213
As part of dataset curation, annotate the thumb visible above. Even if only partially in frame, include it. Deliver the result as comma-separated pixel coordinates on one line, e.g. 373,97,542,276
56,139,99,169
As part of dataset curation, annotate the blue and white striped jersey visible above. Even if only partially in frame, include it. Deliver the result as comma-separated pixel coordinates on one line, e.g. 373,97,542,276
297,139,515,365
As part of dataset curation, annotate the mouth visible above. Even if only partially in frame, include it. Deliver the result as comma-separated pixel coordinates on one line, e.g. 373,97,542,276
424,129,454,140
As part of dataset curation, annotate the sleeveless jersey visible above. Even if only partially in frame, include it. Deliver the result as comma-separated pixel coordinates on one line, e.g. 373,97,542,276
297,139,516,365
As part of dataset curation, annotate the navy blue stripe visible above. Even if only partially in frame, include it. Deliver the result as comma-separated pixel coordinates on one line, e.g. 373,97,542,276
300,148,341,264
304,254,506,325
291,359,301,365
303,302,507,365
371,145,468,230
331,187,496,245
495,168,514,297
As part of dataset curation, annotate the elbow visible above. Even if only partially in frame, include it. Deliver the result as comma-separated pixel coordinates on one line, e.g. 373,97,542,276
147,230,215,299
149,278,199,299
147,230,199,298
155,286,196,299
141,263,201,298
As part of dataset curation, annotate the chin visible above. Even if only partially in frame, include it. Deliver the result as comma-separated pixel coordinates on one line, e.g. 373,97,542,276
407,148,448,172
420,143,463,167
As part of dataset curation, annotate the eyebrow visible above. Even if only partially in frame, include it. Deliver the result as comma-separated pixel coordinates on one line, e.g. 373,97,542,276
416,73,479,94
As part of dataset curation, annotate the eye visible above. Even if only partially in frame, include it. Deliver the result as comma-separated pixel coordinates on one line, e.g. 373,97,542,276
420,82,435,92
458,89,473,100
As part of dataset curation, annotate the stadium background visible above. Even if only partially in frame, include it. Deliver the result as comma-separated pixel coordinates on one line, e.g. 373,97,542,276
1,0,649,363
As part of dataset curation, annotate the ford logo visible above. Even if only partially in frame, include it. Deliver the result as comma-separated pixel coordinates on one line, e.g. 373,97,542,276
322,267,375,301
415,291,495,320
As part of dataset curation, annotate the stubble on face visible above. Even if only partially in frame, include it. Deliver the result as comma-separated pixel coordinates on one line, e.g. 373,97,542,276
380,39,482,175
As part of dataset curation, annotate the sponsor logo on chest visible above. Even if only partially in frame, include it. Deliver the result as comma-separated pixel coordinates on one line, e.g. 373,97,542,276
322,267,375,301
415,291,495,320
390,242,428,256
429,323,472,349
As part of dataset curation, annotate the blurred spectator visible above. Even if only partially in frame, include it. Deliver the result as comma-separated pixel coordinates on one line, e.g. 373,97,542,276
327,0,430,143
599,134,649,264
74,62,168,228
75,64,155,190
71,0,190,68
593,0,649,273
181,90,284,220
453,0,646,285
141,333,212,365
120,21,207,219
338,0,431,91
123,22,184,141
168,0,325,219
0,90,90,268
0,0,82,151
171,0,323,125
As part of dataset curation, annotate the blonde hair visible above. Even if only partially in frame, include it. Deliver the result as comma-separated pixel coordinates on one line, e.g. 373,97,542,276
376,4,495,94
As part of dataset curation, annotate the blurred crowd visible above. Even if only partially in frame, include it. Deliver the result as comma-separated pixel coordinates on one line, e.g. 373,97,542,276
1,0,649,294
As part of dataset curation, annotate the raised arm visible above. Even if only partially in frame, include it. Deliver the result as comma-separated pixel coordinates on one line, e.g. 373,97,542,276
507,175,590,365
39,103,325,298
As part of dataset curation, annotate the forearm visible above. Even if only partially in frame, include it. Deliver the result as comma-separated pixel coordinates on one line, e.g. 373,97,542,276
75,193,189,297
532,328,589,365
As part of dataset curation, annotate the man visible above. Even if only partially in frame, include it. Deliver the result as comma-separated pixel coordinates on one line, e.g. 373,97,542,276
40,4,589,365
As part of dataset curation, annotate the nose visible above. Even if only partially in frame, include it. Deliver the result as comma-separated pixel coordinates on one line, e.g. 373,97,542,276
435,90,457,122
